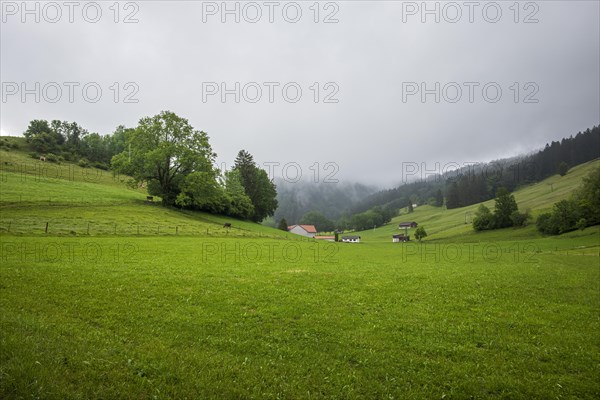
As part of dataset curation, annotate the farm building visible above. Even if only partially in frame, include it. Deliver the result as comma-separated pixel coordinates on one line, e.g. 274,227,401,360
341,236,361,243
392,234,410,243
398,222,418,229
287,224,317,238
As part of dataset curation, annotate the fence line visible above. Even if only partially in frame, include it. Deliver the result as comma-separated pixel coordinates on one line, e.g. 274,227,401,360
0,220,314,241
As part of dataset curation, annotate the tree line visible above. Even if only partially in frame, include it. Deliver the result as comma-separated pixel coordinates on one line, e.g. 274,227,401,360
348,126,599,214
285,125,598,233
445,126,599,209
472,166,600,235
22,119,128,169
20,111,278,222
536,167,600,234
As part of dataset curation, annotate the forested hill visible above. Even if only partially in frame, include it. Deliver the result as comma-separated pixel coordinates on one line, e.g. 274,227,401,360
350,126,599,215
273,180,377,224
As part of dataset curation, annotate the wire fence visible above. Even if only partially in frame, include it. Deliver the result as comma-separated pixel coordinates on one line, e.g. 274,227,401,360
0,219,316,240
1,196,138,206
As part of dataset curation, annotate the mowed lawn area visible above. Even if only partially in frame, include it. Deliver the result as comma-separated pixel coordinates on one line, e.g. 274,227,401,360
1,234,598,399
1,151,599,398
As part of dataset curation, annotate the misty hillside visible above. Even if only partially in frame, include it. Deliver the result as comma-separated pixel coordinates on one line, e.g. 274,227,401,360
273,180,377,224
272,126,599,228
349,126,599,215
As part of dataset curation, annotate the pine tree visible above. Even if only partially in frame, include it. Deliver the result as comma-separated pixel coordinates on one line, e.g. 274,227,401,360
445,182,460,209
278,218,288,231
233,150,278,222
434,189,444,207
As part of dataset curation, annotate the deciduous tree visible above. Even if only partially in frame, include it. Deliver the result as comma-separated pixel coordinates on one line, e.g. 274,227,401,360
112,111,216,206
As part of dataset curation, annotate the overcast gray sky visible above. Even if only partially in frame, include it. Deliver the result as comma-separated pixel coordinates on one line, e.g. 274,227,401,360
1,0,599,185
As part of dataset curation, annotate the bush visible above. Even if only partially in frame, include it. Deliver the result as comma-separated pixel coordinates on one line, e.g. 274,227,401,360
510,210,530,227
45,153,58,162
558,161,569,176
536,212,559,235
30,152,39,159
92,162,109,171
552,199,580,233
78,159,90,168
61,152,76,162
473,204,495,231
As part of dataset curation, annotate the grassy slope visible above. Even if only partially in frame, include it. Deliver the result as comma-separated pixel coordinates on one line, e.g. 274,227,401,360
1,145,598,398
357,159,600,243
0,148,293,239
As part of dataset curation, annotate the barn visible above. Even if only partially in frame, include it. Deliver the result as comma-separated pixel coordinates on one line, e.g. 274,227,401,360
398,222,418,229
287,224,317,238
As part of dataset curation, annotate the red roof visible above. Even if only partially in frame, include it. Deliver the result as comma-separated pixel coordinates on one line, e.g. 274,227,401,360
288,224,317,233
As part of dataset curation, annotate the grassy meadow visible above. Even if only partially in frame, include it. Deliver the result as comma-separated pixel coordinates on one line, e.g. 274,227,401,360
1,147,599,398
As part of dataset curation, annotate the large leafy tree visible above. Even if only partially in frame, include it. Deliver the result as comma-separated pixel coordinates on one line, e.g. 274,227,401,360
112,111,216,206
62,121,88,152
233,149,278,222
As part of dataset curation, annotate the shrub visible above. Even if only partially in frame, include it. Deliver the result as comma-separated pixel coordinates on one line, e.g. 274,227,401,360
537,213,556,235
473,204,495,231
414,226,428,242
92,162,109,171
552,199,580,233
45,153,59,162
558,161,569,176
510,210,530,227
78,159,90,168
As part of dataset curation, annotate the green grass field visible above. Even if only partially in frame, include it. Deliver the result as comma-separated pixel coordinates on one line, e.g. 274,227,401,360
1,147,599,399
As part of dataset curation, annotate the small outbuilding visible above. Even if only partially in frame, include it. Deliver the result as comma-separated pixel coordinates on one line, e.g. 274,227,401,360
392,233,410,243
398,222,418,229
342,235,361,243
